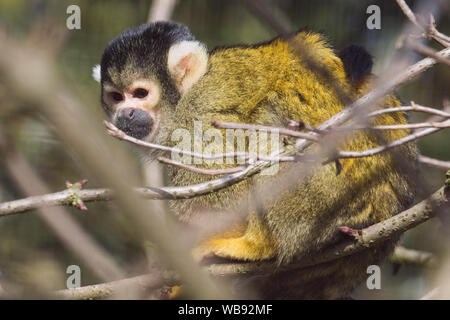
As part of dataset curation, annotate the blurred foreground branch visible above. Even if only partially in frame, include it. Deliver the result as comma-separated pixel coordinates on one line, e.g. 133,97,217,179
0,30,225,299
0,133,125,291
148,0,177,23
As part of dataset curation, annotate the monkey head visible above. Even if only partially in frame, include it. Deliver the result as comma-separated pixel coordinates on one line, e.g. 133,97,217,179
94,22,208,146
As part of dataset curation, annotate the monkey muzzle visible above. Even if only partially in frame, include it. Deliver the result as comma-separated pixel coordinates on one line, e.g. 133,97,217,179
115,108,153,139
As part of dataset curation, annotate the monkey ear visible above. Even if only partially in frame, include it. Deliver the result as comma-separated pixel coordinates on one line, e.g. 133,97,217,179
167,41,208,95
92,65,101,83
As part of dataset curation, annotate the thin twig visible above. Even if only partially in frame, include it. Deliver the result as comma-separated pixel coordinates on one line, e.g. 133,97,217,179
396,0,450,48
0,164,265,216
428,14,450,47
419,155,450,170
212,120,320,141
406,39,450,67
147,0,177,23
106,120,248,161
333,118,450,132
367,104,450,119
390,246,437,268
337,126,447,159
106,121,292,162
358,119,450,131
57,270,179,300
157,157,246,176
396,0,424,31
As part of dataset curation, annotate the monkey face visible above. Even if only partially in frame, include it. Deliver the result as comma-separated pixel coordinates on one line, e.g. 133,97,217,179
102,79,161,140
96,22,208,147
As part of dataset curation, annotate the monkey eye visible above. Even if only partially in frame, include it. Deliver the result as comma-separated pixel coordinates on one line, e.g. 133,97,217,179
133,88,148,98
110,92,123,102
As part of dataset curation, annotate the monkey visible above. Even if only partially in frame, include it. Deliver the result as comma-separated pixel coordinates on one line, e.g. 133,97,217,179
95,22,417,299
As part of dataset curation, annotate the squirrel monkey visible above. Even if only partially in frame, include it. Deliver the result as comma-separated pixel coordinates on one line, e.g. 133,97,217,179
95,22,417,299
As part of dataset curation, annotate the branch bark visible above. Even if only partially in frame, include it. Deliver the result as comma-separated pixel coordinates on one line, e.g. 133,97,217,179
0,162,263,217
419,155,450,170
56,270,179,300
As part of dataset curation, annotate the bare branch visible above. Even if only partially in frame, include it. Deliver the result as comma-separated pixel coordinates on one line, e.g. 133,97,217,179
367,104,450,119
212,120,320,141
106,120,292,162
406,39,450,67
357,119,450,131
0,163,267,216
396,0,450,47
396,0,424,31
428,14,450,47
419,155,450,170
336,126,447,159
158,157,246,176
0,188,112,217
206,183,449,276
57,270,179,300
105,120,248,161
390,246,437,268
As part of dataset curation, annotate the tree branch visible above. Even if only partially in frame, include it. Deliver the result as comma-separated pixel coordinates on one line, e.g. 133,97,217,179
205,183,449,276
366,104,450,119
211,120,320,141
157,156,247,176
396,0,450,47
390,246,437,268
0,163,265,216
419,155,450,170
56,270,179,300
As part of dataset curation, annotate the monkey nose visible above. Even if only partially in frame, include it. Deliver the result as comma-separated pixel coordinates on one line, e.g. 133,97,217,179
115,108,153,139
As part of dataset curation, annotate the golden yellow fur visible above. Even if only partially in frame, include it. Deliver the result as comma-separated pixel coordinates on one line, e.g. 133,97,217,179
161,31,417,298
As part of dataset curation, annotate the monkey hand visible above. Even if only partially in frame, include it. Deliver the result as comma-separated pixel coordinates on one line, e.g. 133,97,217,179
192,223,276,263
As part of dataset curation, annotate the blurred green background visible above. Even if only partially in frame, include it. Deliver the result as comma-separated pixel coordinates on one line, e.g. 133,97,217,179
0,0,448,299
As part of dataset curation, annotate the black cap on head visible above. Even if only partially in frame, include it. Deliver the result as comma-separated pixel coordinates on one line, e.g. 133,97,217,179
100,22,195,103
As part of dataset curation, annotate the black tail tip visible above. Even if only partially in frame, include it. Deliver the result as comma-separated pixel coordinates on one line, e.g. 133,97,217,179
338,44,373,83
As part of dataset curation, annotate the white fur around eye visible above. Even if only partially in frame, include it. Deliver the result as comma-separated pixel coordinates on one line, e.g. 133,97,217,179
167,40,208,95
92,64,101,83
